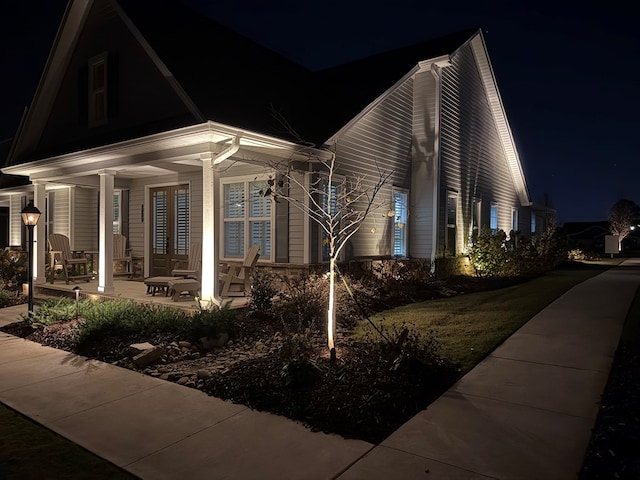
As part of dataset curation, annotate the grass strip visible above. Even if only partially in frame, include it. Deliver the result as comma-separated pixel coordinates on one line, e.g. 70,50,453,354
356,261,616,372
0,403,136,479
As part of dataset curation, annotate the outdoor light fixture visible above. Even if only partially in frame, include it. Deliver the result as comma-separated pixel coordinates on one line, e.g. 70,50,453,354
72,286,82,321
21,201,41,316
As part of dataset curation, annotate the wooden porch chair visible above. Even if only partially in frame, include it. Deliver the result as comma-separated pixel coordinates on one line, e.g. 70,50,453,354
219,244,260,297
171,242,201,279
48,233,90,284
113,234,132,276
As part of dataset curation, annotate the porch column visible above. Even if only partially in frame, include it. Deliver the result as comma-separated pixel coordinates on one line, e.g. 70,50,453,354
33,181,46,285
200,153,220,306
98,170,115,294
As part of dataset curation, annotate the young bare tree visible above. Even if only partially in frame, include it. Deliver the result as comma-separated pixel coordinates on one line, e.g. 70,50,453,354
264,149,393,361
609,198,639,249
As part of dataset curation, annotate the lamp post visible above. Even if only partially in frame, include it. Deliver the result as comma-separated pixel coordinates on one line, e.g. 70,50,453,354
21,201,41,316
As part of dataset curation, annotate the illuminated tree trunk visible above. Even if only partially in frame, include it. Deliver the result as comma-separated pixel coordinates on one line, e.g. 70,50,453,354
328,242,337,362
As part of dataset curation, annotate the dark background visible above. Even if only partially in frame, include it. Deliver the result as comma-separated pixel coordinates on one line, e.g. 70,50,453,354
1,0,638,223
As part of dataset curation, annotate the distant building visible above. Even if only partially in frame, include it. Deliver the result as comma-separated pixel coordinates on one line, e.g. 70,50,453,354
562,221,610,252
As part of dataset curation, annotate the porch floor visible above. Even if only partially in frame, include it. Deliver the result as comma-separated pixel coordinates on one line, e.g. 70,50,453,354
34,278,249,310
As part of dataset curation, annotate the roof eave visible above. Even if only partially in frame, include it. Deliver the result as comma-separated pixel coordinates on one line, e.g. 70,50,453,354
468,31,531,206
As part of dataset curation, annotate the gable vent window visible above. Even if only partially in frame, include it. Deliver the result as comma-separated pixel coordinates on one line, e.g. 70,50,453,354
89,53,107,126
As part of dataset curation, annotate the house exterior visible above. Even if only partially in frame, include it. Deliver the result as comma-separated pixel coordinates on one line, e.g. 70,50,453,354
0,0,539,305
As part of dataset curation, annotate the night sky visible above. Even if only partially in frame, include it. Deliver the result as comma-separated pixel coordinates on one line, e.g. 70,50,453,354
1,0,638,224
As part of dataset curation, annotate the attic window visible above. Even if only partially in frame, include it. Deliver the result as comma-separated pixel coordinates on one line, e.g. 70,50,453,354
89,53,107,125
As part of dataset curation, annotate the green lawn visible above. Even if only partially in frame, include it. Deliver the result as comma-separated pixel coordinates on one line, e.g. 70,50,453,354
0,403,136,479
355,260,619,373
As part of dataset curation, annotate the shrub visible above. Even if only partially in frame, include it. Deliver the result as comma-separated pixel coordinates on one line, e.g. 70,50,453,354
24,297,90,327
468,230,514,277
0,250,26,290
272,272,326,333
568,248,585,261
279,331,320,389
468,227,565,278
188,304,237,341
0,289,25,308
70,299,190,347
249,269,278,312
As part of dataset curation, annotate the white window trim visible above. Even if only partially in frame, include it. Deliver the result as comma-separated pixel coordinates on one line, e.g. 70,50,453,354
490,202,499,233
220,174,274,262
511,207,519,233
88,52,108,127
113,189,121,234
317,172,346,263
531,213,537,235
392,187,409,257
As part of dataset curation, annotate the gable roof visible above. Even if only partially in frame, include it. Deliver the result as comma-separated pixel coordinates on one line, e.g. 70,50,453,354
9,0,480,164
299,29,477,143
116,1,477,145
7,0,527,207
116,0,312,139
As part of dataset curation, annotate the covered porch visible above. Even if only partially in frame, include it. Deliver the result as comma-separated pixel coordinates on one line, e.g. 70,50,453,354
2,121,326,307
33,277,249,310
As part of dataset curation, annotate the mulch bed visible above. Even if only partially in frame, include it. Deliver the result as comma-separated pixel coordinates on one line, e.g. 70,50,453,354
579,341,640,479
1,311,458,444
201,338,458,443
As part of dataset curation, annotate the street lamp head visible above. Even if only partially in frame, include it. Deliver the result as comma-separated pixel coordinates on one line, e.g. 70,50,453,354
21,201,41,226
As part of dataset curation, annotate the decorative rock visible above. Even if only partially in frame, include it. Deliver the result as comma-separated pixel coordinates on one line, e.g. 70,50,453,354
197,369,211,379
132,346,165,367
128,342,156,357
178,341,191,348
177,376,190,385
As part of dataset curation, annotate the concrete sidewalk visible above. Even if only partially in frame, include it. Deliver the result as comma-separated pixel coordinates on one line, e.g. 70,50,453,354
340,258,640,479
1,259,638,479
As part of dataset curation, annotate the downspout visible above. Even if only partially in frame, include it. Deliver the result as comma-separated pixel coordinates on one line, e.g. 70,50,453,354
213,134,241,165
430,63,443,270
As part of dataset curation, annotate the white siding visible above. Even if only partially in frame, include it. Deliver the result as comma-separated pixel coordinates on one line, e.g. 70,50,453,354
52,188,71,239
333,77,414,260
439,42,520,254
128,179,145,257
9,195,23,246
411,70,438,258
288,171,305,263
72,187,98,251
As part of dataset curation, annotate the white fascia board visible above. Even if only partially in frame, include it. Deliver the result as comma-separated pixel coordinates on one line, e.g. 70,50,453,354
2,122,328,178
11,0,93,162
469,33,531,206
325,54,456,145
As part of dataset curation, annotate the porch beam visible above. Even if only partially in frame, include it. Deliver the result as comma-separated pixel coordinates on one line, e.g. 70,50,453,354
98,170,116,294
